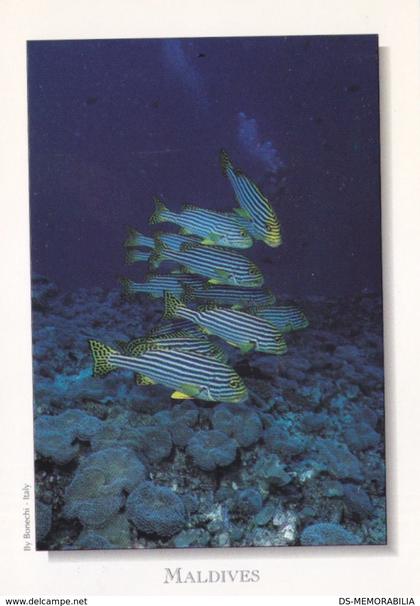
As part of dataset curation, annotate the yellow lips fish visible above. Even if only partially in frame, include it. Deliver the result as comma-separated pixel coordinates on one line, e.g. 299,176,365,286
220,149,282,247
88,339,248,403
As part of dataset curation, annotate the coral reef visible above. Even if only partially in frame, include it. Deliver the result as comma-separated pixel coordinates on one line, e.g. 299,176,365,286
32,277,385,549
126,481,187,537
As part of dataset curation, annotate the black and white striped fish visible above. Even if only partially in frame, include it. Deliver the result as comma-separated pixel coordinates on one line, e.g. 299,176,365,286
148,319,203,338
220,149,282,247
125,228,201,251
164,293,287,355
252,305,309,332
186,283,276,308
149,197,253,249
120,275,203,299
118,334,228,363
149,240,264,288
124,250,151,263
88,339,248,403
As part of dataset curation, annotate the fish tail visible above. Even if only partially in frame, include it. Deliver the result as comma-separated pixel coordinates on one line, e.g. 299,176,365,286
125,249,150,264
124,227,154,248
181,283,195,303
119,277,144,298
148,237,166,269
219,148,233,176
149,197,170,225
163,292,185,320
115,339,128,352
88,339,119,377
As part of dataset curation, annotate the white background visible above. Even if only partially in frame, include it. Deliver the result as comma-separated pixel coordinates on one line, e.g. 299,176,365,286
0,0,419,597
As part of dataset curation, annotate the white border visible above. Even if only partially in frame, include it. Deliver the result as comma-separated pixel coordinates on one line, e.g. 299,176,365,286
1,0,419,597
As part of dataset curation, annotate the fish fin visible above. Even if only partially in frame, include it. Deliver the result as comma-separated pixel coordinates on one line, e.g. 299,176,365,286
181,203,200,211
234,207,252,220
125,249,137,264
198,302,219,312
135,373,156,386
148,238,166,269
119,277,135,298
163,292,185,320
215,269,231,281
208,278,222,285
231,304,244,311
171,391,194,400
149,197,169,225
88,340,119,377
182,284,195,303
125,249,149,264
171,383,201,399
180,265,193,274
115,340,128,353
180,242,201,252
196,325,211,335
201,233,221,245
209,345,228,363
239,342,255,354
219,148,233,176
124,226,142,247
179,227,192,235
226,340,239,348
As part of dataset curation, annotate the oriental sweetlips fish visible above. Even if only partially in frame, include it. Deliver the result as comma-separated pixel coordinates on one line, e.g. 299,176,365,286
148,319,204,338
220,149,282,247
123,250,151,263
120,274,204,299
149,197,253,249
185,283,276,308
118,334,228,363
251,304,309,332
88,339,248,403
163,292,287,355
149,239,264,287
125,228,202,251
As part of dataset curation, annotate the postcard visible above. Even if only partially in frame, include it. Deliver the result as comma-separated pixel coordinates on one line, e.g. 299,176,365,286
27,34,385,551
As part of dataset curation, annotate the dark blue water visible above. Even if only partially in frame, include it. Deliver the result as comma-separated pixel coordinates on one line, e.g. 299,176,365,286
27,35,381,297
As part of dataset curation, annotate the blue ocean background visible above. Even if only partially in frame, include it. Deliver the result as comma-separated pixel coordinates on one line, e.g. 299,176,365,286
28,35,382,297
28,36,385,550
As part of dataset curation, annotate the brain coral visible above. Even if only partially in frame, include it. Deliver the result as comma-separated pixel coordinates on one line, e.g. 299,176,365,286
154,401,199,447
35,408,103,464
300,522,361,546
263,422,308,458
91,414,172,463
186,430,238,471
137,426,172,462
63,447,147,527
76,514,131,549
126,481,187,537
211,403,262,447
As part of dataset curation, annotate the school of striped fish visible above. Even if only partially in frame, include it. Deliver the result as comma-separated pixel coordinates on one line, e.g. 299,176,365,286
89,150,309,403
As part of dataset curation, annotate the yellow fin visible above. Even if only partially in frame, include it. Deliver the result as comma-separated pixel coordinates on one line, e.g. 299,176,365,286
171,390,194,400
136,373,156,385
226,340,239,347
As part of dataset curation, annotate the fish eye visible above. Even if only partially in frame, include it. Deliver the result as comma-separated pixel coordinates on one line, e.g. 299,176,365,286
274,334,284,343
229,376,241,389
240,229,247,237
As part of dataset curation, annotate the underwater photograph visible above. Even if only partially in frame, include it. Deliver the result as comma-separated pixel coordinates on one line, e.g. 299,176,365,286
28,35,385,551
